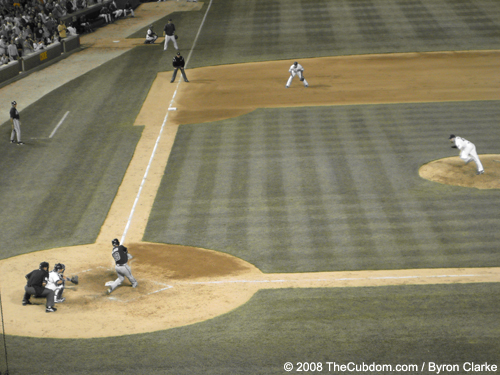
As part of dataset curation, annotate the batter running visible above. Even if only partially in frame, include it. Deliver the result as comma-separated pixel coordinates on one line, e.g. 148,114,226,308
106,238,138,294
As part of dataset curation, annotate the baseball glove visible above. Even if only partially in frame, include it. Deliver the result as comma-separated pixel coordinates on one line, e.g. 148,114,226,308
175,34,178,40
70,276,79,285
300,76,305,82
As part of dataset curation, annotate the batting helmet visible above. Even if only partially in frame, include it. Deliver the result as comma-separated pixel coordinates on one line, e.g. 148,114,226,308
39,261,49,269
54,263,65,272
11,101,16,105
112,238,120,246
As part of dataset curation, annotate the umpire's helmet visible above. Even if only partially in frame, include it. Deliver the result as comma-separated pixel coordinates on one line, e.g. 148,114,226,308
54,263,65,272
112,238,120,246
39,261,49,270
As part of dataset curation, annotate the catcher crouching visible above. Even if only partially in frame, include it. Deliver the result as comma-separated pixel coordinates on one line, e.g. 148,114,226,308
45,263,79,303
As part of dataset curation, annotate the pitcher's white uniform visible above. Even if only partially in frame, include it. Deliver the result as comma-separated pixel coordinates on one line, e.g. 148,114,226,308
451,135,484,174
286,62,308,88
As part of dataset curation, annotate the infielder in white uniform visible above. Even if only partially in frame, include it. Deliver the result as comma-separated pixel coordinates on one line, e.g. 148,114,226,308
449,134,484,175
286,61,308,88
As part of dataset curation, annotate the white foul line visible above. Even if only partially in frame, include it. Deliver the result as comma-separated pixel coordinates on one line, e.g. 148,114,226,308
120,0,214,244
49,111,70,138
184,273,488,285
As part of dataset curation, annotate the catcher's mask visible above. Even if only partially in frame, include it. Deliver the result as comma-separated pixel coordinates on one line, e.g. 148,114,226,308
112,238,120,246
54,263,65,272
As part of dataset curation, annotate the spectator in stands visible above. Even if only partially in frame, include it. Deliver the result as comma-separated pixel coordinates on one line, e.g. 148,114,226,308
1,23,12,40
80,16,94,33
79,15,92,33
1,53,9,65
67,22,77,35
99,6,112,24
12,22,20,36
51,31,60,43
15,36,23,57
109,1,122,20
34,22,43,40
42,23,50,38
34,39,45,51
26,33,35,47
0,28,7,42
76,0,87,10
45,14,57,34
22,37,34,55
52,1,66,19
45,0,55,15
0,36,7,56
123,1,134,17
57,20,67,38
7,39,18,61
38,10,48,24
66,0,75,14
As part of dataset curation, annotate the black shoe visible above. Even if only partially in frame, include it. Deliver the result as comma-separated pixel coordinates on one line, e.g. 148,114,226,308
10,140,15,143
22,300,32,306
46,306,57,312
185,80,189,82
17,142,24,145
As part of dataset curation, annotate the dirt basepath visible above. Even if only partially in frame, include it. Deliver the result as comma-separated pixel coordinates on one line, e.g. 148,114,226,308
1,51,499,339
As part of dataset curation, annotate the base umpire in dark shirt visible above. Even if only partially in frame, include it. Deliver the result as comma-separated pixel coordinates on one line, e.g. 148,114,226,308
23,261,58,312
171,52,189,83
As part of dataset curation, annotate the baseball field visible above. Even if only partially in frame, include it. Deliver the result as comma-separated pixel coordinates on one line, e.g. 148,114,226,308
0,0,499,373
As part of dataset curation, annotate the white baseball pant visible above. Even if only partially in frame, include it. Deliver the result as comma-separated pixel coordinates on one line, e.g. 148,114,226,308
287,71,308,87
164,35,178,50
11,119,21,142
460,142,484,172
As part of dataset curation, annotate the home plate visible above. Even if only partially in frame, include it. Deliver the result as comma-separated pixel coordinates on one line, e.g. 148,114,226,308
168,107,177,111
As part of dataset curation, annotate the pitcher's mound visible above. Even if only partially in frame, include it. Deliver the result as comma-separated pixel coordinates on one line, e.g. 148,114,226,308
419,154,500,189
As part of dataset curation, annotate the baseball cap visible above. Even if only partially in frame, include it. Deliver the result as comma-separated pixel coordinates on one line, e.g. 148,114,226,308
448,134,456,139
177,52,180,55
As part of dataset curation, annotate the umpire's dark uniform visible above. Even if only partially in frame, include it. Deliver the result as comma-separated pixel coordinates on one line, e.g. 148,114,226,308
23,262,56,311
170,52,189,83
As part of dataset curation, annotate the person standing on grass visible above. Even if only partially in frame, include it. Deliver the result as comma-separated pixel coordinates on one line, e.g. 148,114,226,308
10,100,24,145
